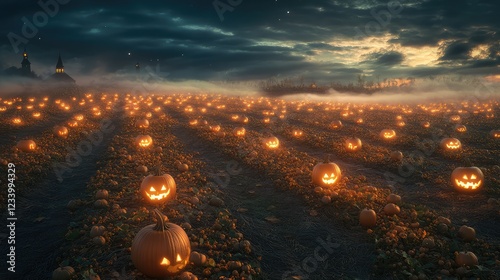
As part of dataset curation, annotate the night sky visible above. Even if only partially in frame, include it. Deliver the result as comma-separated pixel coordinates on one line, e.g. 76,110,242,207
1,0,499,84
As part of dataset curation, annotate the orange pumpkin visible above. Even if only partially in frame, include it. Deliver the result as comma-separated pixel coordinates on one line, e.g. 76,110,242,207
451,167,483,192
16,140,37,152
380,129,396,140
136,135,153,148
345,137,362,151
140,173,177,204
131,209,190,277
311,159,341,187
440,138,461,150
263,136,279,149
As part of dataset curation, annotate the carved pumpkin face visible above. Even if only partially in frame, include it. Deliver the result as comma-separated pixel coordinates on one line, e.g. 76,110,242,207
189,119,198,126
421,121,430,128
241,116,249,123
451,167,483,192
140,174,176,203
67,120,78,127
16,140,36,152
12,118,22,125
440,138,461,150
131,209,190,278
293,129,303,137
209,125,221,132
356,118,364,124
380,129,396,140
233,127,246,137
136,119,150,129
54,126,69,138
345,137,362,151
450,115,461,122
330,120,342,129
396,121,406,127
489,130,500,139
263,136,280,149
32,112,41,118
231,114,239,121
136,135,153,148
262,118,271,124
74,114,84,121
455,125,467,133
312,161,341,187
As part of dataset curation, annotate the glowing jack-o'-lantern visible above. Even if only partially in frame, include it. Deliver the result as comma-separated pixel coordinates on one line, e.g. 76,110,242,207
292,129,303,138
74,114,84,121
490,129,500,139
136,119,150,129
356,118,364,124
32,112,41,118
209,125,221,132
189,119,198,126
12,118,22,125
345,137,362,151
380,129,396,140
263,136,280,149
233,127,246,137
16,140,36,152
136,135,153,148
131,209,190,278
240,116,249,123
440,138,461,150
262,118,271,124
231,114,239,121
450,115,461,122
421,121,431,128
455,124,467,133
312,159,341,187
451,167,483,192
139,173,176,203
67,120,78,127
330,120,342,129
53,126,69,138
0,106,6,111
396,121,406,127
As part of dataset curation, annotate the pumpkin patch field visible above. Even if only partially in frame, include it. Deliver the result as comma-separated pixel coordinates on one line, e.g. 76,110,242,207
1,91,499,280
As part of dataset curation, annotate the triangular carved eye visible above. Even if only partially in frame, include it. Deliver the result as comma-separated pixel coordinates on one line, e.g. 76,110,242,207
470,174,477,180
150,187,156,192
323,174,328,178
161,185,167,191
462,175,468,180
160,257,170,266
176,254,182,262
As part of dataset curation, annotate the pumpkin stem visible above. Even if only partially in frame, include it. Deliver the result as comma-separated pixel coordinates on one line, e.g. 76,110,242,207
156,165,162,176
152,208,169,231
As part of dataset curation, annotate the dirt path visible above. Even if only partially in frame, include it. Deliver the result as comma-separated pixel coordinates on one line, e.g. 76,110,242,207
0,113,122,280
170,121,376,280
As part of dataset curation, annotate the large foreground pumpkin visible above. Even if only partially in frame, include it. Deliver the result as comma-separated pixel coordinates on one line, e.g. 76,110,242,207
131,209,191,277
311,158,341,187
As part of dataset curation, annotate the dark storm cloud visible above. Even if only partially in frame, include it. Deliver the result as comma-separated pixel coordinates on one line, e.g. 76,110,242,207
365,51,405,66
0,0,499,84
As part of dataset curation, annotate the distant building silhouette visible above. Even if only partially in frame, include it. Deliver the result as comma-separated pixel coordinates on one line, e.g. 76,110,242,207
21,48,31,76
47,53,75,84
